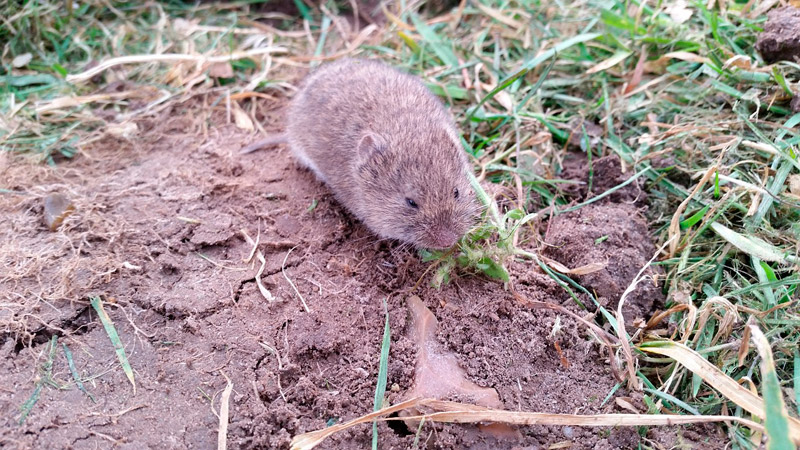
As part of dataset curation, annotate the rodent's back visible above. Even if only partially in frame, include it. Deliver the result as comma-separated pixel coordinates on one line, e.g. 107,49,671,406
285,59,476,249
287,59,460,159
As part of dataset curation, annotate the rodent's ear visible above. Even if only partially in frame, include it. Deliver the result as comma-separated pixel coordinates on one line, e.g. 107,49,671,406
356,132,387,161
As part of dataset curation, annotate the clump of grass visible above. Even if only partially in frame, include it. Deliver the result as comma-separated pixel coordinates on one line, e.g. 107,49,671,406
18,335,60,425
1,1,306,163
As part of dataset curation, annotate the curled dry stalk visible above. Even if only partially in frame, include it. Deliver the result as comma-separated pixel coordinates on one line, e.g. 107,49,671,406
290,397,769,450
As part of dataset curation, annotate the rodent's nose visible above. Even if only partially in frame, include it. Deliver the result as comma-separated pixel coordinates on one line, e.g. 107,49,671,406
428,227,459,249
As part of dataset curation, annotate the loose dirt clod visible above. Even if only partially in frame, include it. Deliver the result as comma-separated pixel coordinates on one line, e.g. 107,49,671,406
544,203,665,322
544,153,663,322
755,6,800,63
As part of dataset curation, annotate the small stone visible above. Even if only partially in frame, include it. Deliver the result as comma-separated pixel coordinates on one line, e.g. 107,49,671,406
43,193,75,231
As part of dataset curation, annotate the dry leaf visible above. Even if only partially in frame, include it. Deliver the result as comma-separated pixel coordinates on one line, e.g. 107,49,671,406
615,397,640,414
624,49,647,94
668,166,717,256
209,62,234,78
36,89,158,114
240,229,275,302
541,255,606,275
472,2,524,30
666,0,693,24
750,0,780,18
43,193,75,231
645,51,709,74
722,55,753,71
640,341,800,444
106,122,139,139
232,102,254,131
586,51,633,75
664,51,708,64
12,53,32,68
788,174,800,196
164,62,188,86
495,91,513,112
172,18,200,38
479,81,513,112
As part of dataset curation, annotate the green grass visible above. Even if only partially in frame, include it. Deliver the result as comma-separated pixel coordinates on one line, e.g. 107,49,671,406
372,298,391,449
18,335,59,425
3,0,799,447
91,296,136,394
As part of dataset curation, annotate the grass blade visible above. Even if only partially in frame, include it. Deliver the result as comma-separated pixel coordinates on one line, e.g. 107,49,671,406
640,341,800,445
424,82,469,100
643,388,701,415
62,342,95,402
409,14,458,67
372,298,391,449
557,167,651,215
18,335,58,425
291,397,766,450
710,222,797,264
795,350,799,416
311,15,332,68
749,113,800,227
217,372,234,450
18,384,43,426
467,32,601,121
748,319,795,450
291,0,312,22
90,296,136,394
679,205,710,230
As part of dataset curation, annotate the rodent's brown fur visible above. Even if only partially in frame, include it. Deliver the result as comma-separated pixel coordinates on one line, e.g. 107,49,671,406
261,58,478,249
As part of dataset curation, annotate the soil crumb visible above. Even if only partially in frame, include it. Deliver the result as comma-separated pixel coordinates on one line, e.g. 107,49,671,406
756,6,800,63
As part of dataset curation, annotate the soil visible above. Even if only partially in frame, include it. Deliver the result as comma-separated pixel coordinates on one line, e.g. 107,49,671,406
1,86,718,448
756,6,800,64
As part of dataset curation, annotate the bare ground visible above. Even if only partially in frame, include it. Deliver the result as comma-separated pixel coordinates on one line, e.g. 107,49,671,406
0,92,724,449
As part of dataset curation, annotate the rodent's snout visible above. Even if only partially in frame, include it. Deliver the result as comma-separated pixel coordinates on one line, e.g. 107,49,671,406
425,225,460,249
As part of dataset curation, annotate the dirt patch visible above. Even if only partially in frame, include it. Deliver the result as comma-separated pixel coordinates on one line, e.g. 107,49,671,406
543,201,665,323
756,6,800,63
546,152,663,322
1,93,702,448
559,154,645,205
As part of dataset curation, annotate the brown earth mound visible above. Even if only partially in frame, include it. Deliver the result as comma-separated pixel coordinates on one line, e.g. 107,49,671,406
0,92,715,448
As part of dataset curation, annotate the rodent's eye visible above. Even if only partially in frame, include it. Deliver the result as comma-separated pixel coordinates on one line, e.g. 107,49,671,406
406,198,419,209
453,188,459,199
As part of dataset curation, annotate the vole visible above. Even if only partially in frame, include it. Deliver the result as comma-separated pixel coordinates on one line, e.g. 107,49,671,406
242,58,478,249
